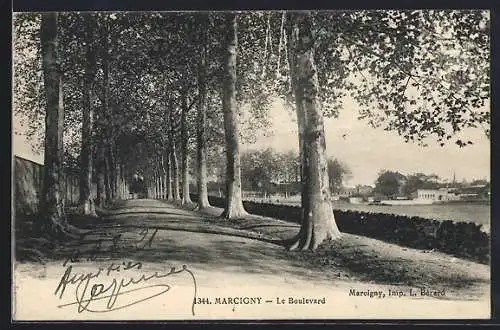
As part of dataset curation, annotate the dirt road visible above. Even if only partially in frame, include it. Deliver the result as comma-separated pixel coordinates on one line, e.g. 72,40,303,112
13,199,490,320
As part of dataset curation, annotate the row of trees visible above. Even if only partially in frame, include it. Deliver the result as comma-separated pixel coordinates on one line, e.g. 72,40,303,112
217,148,351,197
14,10,489,250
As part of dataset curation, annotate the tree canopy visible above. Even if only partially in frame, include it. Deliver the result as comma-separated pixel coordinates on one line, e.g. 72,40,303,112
13,10,490,249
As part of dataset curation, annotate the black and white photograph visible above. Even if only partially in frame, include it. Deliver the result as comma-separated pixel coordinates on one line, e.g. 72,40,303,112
12,9,491,320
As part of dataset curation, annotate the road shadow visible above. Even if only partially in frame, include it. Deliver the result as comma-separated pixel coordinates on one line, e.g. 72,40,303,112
14,199,490,301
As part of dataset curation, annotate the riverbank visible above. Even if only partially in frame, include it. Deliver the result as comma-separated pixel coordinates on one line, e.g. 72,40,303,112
244,197,490,226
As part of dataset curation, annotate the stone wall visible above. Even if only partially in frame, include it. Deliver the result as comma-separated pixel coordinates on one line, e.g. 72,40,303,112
13,156,85,218
190,193,490,264
14,156,43,217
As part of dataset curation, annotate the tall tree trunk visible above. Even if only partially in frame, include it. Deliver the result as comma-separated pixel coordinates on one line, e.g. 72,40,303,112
163,163,172,200
117,166,123,199
96,144,106,206
286,15,307,216
196,18,210,209
172,145,181,201
36,12,68,237
287,13,341,251
155,160,159,199
101,19,114,205
78,13,97,216
169,110,181,202
221,13,247,219
157,165,162,199
114,160,121,199
165,152,173,200
103,151,112,204
158,155,164,199
161,169,165,199
181,93,192,204
107,146,116,200
120,163,126,199
112,149,120,199
147,175,152,198
158,164,163,199
154,163,159,199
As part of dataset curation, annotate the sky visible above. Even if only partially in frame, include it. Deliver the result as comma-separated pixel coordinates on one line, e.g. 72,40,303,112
13,96,490,187
12,10,490,189
241,97,490,187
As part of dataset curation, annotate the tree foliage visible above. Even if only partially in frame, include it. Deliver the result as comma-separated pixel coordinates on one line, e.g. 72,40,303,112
250,11,490,147
374,170,406,198
326,158,352,193
402,173,440,196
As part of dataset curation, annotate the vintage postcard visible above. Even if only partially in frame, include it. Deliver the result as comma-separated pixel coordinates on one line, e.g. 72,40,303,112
12,9,491,320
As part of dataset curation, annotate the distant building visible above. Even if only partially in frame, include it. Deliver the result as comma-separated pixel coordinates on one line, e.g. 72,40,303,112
356,185,374,196
336,185,374,203
416,188,461,202
338,185,374,197
338,187,358,197
456,184,490,200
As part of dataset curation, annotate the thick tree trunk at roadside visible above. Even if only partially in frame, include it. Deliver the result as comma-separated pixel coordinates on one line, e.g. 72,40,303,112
286,17,307,214
154,161,159,199
181,94,192,204
79,107,96,214
221,13,247,219
154,169,159,199
196,18,210,209
147,175,152,198
36,12,68,237
157,156,164,199
78,14,97,216
169,109,181,202
158,165,163,199
107,146,117,200
104,150,112,204
172,145,181,201
120,163,127,199
96,144,105,206
159,164,164,199
96,173,103,205
101,20,114,205
117,169,123,199
164,170,168,199
113,157,120,199
287,13,341,251
165,152,173,200
114,161,121,199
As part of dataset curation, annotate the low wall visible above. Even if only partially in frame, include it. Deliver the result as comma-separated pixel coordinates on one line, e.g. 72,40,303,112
190,193,490,264
13,156,95,218
14,156,43,217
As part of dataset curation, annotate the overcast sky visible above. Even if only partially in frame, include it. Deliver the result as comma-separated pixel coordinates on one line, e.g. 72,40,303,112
242,97,490,187
13,96,490,187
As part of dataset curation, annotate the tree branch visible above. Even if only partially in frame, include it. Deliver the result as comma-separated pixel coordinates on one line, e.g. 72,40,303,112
340,34,489,139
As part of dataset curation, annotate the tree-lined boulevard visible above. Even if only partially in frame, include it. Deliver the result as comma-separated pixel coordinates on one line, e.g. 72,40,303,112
14,10,489,251
12,10,492,320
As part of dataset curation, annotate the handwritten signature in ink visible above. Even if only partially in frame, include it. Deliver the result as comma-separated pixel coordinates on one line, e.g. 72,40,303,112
54,261,197,315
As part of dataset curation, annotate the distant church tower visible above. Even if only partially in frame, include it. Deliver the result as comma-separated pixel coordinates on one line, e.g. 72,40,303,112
452,171,456,185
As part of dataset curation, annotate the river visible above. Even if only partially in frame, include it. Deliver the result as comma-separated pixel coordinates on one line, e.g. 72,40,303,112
248,198,490,226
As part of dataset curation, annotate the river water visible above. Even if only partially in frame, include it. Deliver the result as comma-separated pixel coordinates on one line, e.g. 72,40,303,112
329,201,490,225
249,198,491,226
